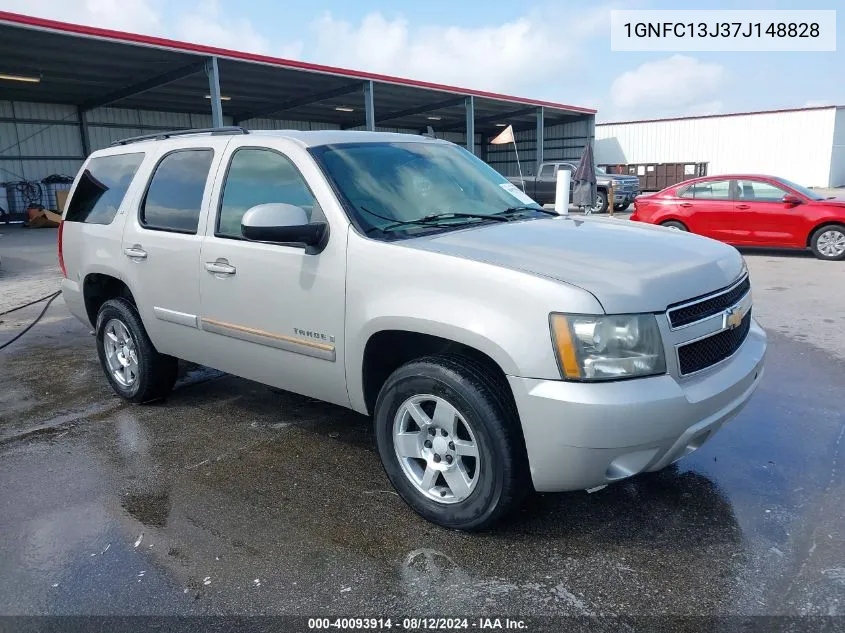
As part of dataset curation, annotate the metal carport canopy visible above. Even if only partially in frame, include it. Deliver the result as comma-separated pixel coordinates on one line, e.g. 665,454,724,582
0,10,594,147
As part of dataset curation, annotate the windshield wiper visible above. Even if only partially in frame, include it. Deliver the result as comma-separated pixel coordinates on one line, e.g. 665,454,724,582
381,212,508,232
495,205,558,218
362,208,508,234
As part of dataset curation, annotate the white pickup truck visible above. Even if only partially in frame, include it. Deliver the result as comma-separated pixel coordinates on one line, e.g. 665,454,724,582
59,128,766,530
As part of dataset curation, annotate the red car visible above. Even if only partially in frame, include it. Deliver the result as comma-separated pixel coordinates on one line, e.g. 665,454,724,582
630,175,845,260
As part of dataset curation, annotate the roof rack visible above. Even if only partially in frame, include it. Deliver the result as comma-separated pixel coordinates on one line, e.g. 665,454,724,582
111,126,249,146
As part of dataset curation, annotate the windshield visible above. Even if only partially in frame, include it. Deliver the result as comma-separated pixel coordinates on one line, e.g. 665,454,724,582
595,166,606,175
310,142,543,238
773,177,826,201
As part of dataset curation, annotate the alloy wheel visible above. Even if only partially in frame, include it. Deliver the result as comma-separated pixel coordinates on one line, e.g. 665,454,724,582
817,229,845,258
392,394,480,504
103,318,139,387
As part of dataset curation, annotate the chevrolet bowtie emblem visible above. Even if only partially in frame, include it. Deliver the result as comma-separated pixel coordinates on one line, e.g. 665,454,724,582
724,306,744,330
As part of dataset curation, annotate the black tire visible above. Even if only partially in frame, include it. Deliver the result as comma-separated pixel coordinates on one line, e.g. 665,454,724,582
661,220,688,232
95,298,178,403
613,202,629,212
374,355,528,531
590,190,609,214
810,224,845,261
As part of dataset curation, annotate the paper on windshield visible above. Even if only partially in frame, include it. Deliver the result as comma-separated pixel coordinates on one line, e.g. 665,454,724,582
499,182,536,206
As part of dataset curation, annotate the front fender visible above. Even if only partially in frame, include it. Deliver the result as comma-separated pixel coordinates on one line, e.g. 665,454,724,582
347,314,522,413
343,232,605,414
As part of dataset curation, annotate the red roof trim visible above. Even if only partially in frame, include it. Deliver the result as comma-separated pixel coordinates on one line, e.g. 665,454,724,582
0,10,596,115
597,104,839,126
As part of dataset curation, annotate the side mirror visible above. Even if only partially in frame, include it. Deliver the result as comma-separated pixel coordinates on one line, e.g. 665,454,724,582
782,194,802,206
241,203,328,254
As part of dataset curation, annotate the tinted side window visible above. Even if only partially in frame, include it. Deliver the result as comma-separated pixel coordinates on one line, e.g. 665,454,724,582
141,149,213,233
217,148,319,239
66,153,145,224
737,180,787,202
539,164,555,180
682,180,732,200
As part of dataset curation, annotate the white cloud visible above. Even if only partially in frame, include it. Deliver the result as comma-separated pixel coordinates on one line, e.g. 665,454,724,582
610,55,725,118
0,0,302,57
0,0,160,32
306,7,610,96
174,0,302,57
1,2,619,106
1,1,615,102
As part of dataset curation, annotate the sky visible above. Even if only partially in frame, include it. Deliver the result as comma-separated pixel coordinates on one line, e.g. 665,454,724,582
0,0,842,121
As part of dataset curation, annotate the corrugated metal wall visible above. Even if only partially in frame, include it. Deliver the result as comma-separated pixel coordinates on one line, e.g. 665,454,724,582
0,101,83,183
86,107,235,150
0,99,595,196
237,118,339,131
829,107,845,187
595,108,838,187
487,116,593,177
0,100,240,185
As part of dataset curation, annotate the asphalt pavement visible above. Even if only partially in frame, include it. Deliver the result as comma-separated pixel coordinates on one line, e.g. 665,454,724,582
0,225,844,620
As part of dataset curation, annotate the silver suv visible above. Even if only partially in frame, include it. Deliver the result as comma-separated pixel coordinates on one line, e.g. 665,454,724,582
59,127,767,530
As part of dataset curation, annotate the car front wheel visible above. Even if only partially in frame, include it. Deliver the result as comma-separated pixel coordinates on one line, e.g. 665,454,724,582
810,224,845,260
589,191,608,214
374,355,528,530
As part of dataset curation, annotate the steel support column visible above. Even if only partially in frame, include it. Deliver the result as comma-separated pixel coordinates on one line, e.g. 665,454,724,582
465,96,475,154
363,81,375,131
205,57,224,128
77,107,90,157
536,107,544,175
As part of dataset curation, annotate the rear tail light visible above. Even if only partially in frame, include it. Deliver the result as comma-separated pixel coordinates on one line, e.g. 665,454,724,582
58,220,67,278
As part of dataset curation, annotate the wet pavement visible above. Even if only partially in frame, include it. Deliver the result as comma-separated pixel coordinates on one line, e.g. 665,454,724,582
0,304,843,617
0,229,844,618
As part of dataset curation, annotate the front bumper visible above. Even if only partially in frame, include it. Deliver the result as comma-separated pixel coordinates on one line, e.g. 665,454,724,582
508,319,766,492
612,183,639,204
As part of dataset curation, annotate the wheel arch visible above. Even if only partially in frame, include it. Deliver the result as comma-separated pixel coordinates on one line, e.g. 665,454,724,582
806,221,845,247
659,218,689,230
355,322,520,417
83,272,136,327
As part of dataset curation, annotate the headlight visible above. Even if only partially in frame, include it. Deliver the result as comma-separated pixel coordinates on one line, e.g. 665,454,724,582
549,313,666,381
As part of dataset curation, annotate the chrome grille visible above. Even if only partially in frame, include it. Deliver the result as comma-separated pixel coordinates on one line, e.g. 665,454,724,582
668,276,750,329
677,311,752,375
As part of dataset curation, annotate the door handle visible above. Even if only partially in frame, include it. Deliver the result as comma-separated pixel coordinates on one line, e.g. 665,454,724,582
736,204,750,210
679,202,692,208
123,246,148,260
205,259,236,276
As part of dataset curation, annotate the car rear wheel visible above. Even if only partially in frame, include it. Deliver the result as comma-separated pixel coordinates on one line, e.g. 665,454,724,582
95,298,178,403
373,355,528,530
810,224,845,260
661,220,688,231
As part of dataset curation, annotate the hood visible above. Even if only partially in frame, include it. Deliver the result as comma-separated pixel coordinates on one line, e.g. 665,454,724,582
817,196,845,208
603,173,639,181
402,216,744,314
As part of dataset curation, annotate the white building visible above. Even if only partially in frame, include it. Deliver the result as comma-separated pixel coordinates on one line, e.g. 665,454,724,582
595,106,845,188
